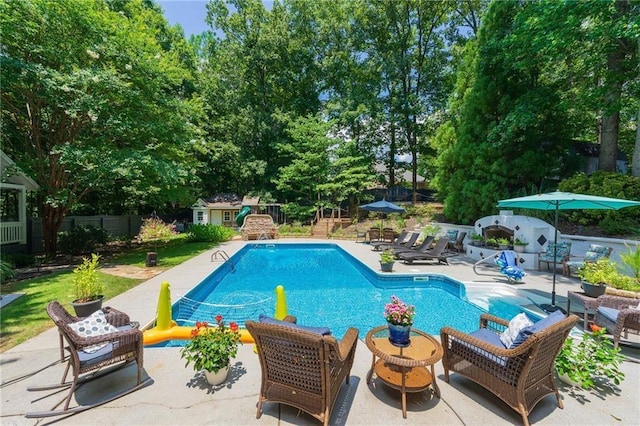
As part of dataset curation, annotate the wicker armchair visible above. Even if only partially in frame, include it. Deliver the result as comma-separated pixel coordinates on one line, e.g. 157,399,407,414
595,295,640,348
245,318,358,426
440,313,578,426
26,301,149,418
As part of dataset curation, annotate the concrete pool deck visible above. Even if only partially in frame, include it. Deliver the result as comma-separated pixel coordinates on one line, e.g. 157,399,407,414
2,239,639,425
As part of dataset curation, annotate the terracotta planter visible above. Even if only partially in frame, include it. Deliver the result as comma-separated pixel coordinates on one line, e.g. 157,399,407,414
71,296,104,317
204,366,229,386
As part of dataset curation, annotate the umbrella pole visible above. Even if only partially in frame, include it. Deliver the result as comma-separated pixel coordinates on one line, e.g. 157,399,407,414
541,205,565,314
551,205,558,306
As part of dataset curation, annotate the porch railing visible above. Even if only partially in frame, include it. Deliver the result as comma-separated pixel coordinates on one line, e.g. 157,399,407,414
0,221,22,245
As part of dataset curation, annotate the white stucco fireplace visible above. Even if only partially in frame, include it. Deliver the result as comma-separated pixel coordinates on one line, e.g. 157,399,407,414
466,210,558,270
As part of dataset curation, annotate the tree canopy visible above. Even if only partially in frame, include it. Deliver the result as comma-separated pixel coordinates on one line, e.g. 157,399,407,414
1,0,638,253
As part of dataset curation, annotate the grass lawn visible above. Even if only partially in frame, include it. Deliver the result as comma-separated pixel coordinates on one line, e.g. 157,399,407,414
0,235,221,352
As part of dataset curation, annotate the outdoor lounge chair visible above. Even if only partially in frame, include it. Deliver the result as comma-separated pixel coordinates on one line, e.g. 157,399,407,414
440,311,579,426
397,237,457,265
26,301,151,418
538,242,571,271
371,230,408,251
374,232,419,252
392,235,435,255
245,316,358,426
473,250,526,283
450,231,467,253
594,295,640,348
562,244,613,277
355,229,367,243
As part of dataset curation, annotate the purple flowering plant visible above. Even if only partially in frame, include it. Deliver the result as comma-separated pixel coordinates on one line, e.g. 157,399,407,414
384,295,415,325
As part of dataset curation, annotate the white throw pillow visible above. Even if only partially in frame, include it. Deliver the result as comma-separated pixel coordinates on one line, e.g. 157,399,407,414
500,313,533,348
69,310,118,338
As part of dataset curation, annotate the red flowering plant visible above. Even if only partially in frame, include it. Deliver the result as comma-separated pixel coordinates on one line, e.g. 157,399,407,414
180,315,241,373
384,295,416,326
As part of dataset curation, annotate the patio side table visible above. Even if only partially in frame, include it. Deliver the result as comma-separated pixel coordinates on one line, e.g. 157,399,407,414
567,291,599,329
365,325,443,419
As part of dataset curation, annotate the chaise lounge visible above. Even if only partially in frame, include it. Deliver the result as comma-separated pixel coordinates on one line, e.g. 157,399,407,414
397,237,457,265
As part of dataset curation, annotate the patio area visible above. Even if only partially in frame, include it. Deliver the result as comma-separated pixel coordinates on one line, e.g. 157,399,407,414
2,239,639,425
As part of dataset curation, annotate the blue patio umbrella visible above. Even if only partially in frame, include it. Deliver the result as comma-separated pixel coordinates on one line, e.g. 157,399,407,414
359,200,406,214
359,200,405,229
498,192,640,312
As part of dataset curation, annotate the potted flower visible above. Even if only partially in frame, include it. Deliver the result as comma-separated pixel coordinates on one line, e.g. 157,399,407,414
384,295,415,346
180,315,241,385
379,249,395,272
513,238,529,253
71,254,104,317
555,328,625,389
577,258,614,297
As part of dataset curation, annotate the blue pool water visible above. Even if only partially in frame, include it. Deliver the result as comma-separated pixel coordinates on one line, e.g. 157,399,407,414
158,243,526,346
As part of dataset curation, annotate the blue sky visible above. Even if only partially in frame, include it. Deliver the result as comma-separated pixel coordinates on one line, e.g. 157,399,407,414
157,1,210,37
157,0,275,38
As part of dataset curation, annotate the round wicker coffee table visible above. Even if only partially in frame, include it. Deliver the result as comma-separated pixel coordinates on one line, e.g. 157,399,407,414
365,325,443,418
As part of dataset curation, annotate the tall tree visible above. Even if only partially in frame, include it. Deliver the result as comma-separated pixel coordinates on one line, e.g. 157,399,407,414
1,0,197,254
353,0,452,203
436,0,573,223
199,0,321,196
513,0,638,173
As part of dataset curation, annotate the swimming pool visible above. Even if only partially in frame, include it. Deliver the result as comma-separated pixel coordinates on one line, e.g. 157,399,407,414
162,243,527,344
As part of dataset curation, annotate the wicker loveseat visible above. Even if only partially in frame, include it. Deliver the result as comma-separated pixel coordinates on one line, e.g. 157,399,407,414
440,312,578,426
245,316,358,426
240,214,278,240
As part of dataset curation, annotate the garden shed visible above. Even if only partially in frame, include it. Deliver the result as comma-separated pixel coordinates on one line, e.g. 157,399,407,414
191,194,260,228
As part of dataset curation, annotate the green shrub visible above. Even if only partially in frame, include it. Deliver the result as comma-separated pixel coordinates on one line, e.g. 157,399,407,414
137,217,178,244
279,223,312,235
0,259,16,283
3,252,36,268
599,214,639,236
558,171,640,235
186,224,235,243
58,225,110,255
72,253,103,302
405,203,436,219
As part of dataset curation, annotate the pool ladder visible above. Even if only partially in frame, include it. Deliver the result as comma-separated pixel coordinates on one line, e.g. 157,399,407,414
211,250,234,271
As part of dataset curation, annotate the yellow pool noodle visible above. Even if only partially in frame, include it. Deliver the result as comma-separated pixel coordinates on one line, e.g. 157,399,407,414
274,285,288,320
155,281,172,330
